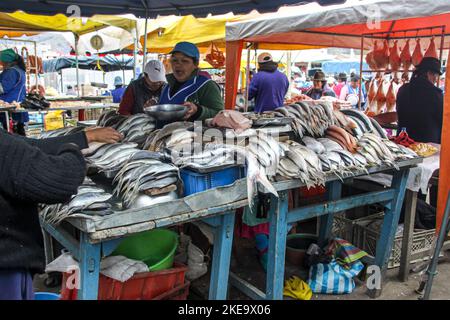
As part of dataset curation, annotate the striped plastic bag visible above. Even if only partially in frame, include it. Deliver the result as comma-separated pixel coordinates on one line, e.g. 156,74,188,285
308,260,364,294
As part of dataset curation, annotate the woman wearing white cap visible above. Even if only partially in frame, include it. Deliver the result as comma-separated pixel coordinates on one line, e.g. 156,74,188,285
111,76,126,103
118,60,166,115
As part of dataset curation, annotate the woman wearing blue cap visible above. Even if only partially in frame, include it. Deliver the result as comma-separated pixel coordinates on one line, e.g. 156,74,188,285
160,41,223,121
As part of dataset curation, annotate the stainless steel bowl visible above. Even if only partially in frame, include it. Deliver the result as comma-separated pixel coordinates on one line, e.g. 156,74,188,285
144,104,187,121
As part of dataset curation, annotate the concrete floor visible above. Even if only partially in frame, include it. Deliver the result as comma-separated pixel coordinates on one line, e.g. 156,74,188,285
34,236,450,300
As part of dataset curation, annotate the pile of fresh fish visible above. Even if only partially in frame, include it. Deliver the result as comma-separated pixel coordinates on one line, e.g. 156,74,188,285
340,109,388,139
274,101,334,138
171,143,235,170
113,151,180,208
144,122,195,152
357,133,416,168
85,142,140,172
96,110,128,128
115,114,156,147
38,126,85,139
277,140,325,188
246,132,285,177
40,184,113,226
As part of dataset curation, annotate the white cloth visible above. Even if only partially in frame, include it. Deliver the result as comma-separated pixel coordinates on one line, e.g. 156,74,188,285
46,252,149,283
357,151,440,194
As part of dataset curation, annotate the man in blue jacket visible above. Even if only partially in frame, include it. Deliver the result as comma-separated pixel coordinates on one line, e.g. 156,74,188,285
248,52,289,113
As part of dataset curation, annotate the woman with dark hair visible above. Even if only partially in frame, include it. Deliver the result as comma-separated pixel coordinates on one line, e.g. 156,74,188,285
159,42,223,123
0,49,26,103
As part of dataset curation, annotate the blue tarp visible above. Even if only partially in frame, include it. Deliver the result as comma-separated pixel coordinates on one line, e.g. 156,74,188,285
2,1,346,17
43,55,134,73
321,61,370,76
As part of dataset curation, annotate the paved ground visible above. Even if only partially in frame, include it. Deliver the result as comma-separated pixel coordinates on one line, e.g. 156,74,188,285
34,235,450,300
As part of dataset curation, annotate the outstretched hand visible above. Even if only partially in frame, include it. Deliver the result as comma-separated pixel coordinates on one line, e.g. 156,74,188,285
85,127,123,144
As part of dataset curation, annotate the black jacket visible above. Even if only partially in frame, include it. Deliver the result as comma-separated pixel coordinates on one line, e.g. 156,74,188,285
0,130,87,274
397,76,444,144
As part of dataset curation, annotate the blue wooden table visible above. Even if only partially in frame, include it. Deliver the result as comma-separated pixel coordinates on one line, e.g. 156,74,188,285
40,179,248,300
41,158,421,300
229,157,422,299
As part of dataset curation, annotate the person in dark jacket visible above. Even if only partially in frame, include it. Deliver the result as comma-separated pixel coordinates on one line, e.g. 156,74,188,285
118,60,166,115
248,52,289,113
0,126,122,300
305,71,336,100
396,57,443,144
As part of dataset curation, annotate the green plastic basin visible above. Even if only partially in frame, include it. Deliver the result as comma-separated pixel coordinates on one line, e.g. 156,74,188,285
112,229,178,271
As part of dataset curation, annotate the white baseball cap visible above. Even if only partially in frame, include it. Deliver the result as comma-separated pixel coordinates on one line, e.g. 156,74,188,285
144,60,166,82
257,52,273,64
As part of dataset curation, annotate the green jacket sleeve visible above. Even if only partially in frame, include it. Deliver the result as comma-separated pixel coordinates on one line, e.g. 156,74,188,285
189,80,224,121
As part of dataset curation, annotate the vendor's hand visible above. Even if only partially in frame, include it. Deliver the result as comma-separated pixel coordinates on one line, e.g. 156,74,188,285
183,102,198,120
143,98,158,108
85,127,123,144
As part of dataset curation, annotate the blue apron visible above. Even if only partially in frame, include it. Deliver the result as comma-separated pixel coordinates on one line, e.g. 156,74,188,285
111,86,126,103
0,65,26,103
159,75,210,105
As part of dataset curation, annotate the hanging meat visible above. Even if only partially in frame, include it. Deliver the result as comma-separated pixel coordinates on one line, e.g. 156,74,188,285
389,40,401,71
366,41,378,70
386,80,397,112
424,36,438,59
375,78,387,114
400,39,412,71
412,38,423,66
373,40,389,69
365,79,378,117
367,77,377,103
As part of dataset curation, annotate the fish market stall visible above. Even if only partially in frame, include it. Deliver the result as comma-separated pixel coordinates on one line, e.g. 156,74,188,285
38,102,423,300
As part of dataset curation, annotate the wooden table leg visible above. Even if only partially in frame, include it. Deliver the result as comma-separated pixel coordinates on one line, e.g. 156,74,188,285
318,181,342,247
266,191,289,300
78,233,101,300
367,168,410,298
399,190,418,282
208,212,235,300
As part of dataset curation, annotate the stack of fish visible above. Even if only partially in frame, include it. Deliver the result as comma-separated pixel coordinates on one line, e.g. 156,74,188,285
96,110,128,129
171,143,235,170
274,101,334,138
144,122,195,152
277,140,326,188
40,184,113,226
115,114,156,147
357,133,416,168
340,109,387,139
325,125,359,153
113,151,180,208
246,132,285,177
85,142,140,172
38,126,85,139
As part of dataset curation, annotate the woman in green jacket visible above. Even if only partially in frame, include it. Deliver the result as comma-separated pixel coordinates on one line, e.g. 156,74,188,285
159,42,223,122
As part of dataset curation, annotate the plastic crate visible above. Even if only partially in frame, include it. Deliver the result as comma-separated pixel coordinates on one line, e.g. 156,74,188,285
333,213,435,269
152,281,190,300
180,165,245,196
61,262,187,300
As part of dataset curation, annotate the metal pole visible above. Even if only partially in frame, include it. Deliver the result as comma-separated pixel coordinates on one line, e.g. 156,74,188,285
60,70,64,93
142,10,148,72
358,34,364,110
421,191,450,300
133,28,138,79
244,43,251,112
74,33,80,97
286,51,292,99
34,40,38,90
